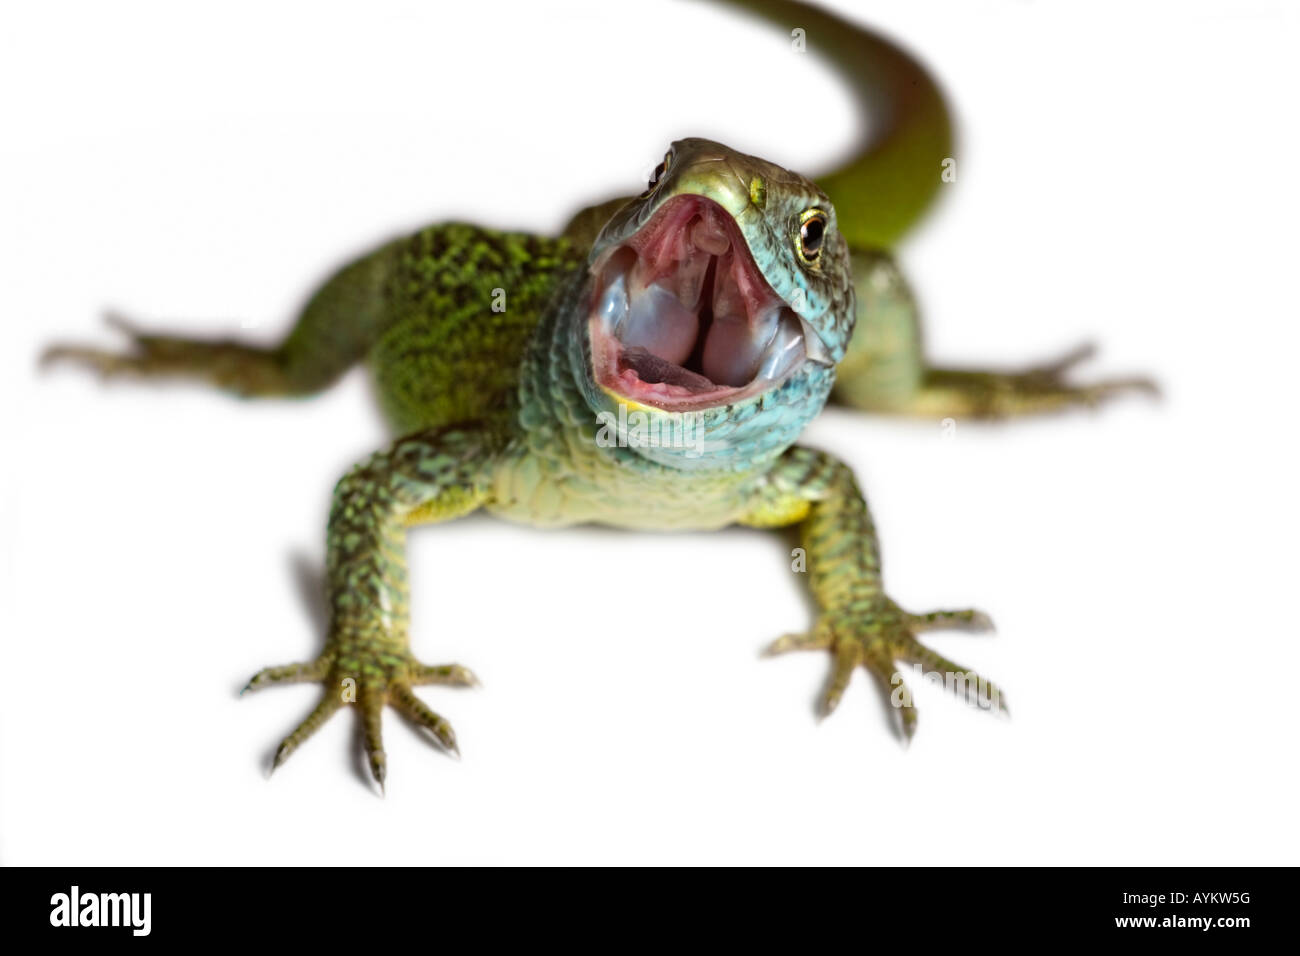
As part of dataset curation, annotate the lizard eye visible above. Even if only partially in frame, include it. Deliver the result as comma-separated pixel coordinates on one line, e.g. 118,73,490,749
639,151,673,199
797,209,827,265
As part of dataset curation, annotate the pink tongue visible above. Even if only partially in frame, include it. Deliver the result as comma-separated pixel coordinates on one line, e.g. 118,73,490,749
621,347,716,392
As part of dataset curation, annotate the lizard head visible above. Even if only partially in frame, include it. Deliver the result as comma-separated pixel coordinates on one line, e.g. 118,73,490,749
577,138,854,468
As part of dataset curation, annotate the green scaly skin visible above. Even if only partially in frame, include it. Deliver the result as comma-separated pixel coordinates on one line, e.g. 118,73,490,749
42,0,1151,790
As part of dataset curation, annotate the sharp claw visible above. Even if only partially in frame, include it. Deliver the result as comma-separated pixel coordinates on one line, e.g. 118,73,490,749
818,642,860,719
1117,377,1161,400
39,345,112,375
428,717,458,755
1084,377,1161,407
241,658,331,694
240,672,267,696
369,754,387,792
266,692,344,781
765,626,833,657
763,633,805,657
899,705,918,744
816,691,841,721
412,662,481,688
270,742,292,775
389,683,460,758
102,309,139,336
988,688,1010,717
910,609,996,634
1041,341,1097,375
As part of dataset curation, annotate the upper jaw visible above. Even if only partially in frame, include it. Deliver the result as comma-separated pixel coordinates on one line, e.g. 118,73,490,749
587,195,831,412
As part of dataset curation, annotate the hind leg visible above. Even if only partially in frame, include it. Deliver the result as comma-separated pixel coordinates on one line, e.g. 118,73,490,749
833,249,1157,420
42,240,399,398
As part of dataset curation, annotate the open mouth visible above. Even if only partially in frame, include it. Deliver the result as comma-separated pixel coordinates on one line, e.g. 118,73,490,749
588,195,823,411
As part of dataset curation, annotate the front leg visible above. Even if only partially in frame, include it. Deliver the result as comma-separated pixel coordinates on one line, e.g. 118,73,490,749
743,447,1006,739
242,424,499,790
832,249,1157,419
904,343,1158,420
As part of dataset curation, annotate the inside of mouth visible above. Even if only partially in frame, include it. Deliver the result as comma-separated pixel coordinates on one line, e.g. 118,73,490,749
591,195,805,405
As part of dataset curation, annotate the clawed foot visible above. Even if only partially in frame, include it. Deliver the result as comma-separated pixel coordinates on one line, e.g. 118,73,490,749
923,341,1159,419
41,310,278,394
41,311,177,379
241,648,478,792
1000,341,1159,413
766,600,1006,740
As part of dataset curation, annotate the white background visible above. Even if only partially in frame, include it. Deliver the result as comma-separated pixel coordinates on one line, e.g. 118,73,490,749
1,0,1297,865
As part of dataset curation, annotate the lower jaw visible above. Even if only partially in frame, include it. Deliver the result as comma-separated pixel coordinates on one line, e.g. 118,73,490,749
588,317,810,413
578,353,838,471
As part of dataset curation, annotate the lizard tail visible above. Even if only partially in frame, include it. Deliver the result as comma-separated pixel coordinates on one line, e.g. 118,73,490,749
709,0,954,249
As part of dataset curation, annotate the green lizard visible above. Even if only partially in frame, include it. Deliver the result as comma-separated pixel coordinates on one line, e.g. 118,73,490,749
43,0,1152,790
